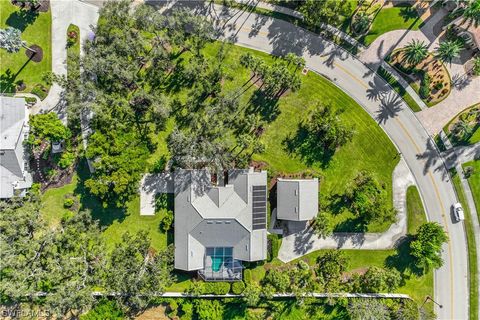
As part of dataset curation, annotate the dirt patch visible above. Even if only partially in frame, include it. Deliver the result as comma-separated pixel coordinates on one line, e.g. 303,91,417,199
25,45,43,63
390,50,451,105
16,81,26,91
135,305,170,320
341,267,369,282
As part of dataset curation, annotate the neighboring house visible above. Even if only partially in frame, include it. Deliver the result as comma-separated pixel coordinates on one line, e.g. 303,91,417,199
174,168,267,281
0,97,32,198
276,178,318,221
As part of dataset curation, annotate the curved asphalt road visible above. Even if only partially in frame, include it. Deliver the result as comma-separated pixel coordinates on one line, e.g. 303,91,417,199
74,1,469,319
189,4,467,319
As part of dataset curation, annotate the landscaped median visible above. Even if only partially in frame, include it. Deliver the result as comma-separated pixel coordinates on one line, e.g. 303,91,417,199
377,66,423,112
386,49,451,107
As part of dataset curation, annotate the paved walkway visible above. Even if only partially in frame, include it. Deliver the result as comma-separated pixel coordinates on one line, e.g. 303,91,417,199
235,0,303,20
442,143,480,169
278,158,414,262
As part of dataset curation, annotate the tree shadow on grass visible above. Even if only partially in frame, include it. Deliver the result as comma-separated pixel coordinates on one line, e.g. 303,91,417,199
224,300,248,319
282,125,335,168
0,69,17,93
333,217,368,233
74,158,126,227
248,89,280,123
385,236,424,277
0,54,35,93
399,5,420,22
6,10,39,32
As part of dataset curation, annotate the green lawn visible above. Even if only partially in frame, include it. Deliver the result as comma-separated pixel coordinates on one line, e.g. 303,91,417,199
263,184,433,306
361,5,423,46
463,160,480,222
451,168,479,320
406,186,426,234
0,1,51,94
247,55,398,232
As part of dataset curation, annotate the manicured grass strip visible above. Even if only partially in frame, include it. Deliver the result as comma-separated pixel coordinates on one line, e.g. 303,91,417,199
0,1,52,93
451,169,479,320
406,186,426,234
463,161,480,223
377,67,422,112
66,24,80,76
361,5,423,46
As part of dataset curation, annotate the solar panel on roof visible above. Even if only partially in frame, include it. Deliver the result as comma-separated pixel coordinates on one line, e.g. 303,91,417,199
252,185,267,230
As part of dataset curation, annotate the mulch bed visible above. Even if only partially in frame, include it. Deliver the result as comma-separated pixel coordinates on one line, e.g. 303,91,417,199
16,81,26,91
25,45,43,63
390,50,451,105
12,0,49,12
37,0,50,12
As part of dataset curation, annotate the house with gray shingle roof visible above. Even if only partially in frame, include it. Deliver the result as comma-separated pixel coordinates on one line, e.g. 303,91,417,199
276,178,318,221
173,168,267,281
0,97,32,198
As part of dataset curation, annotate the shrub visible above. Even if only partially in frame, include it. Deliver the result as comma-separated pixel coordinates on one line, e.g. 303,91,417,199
31,83,48,100
168,300,178,317
434,82,443,90
464,166,475,178
160,210,173,232
63,198,74,208
419,85,429,98
58,151,75,169
25,97,37,104
419,72,431,99
243,269,252,284
179,301,193,320
231,281,246,294
79,299,124,320
67,30,78,47
203,282,231,295
267,234,281,261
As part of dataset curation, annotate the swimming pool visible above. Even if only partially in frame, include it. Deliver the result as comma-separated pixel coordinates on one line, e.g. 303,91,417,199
211,256,223,272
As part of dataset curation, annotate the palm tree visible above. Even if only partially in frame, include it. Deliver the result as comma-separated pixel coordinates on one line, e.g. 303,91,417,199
353,12,371,35
461,0,480,27
403,39,428,65
0,27,36,54
435,40,463,64
453,119,472,139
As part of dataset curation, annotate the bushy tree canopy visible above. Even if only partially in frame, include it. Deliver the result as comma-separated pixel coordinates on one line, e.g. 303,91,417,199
410,222,448,272
346,171,396,226
29,112,71,143
300,0,353,27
